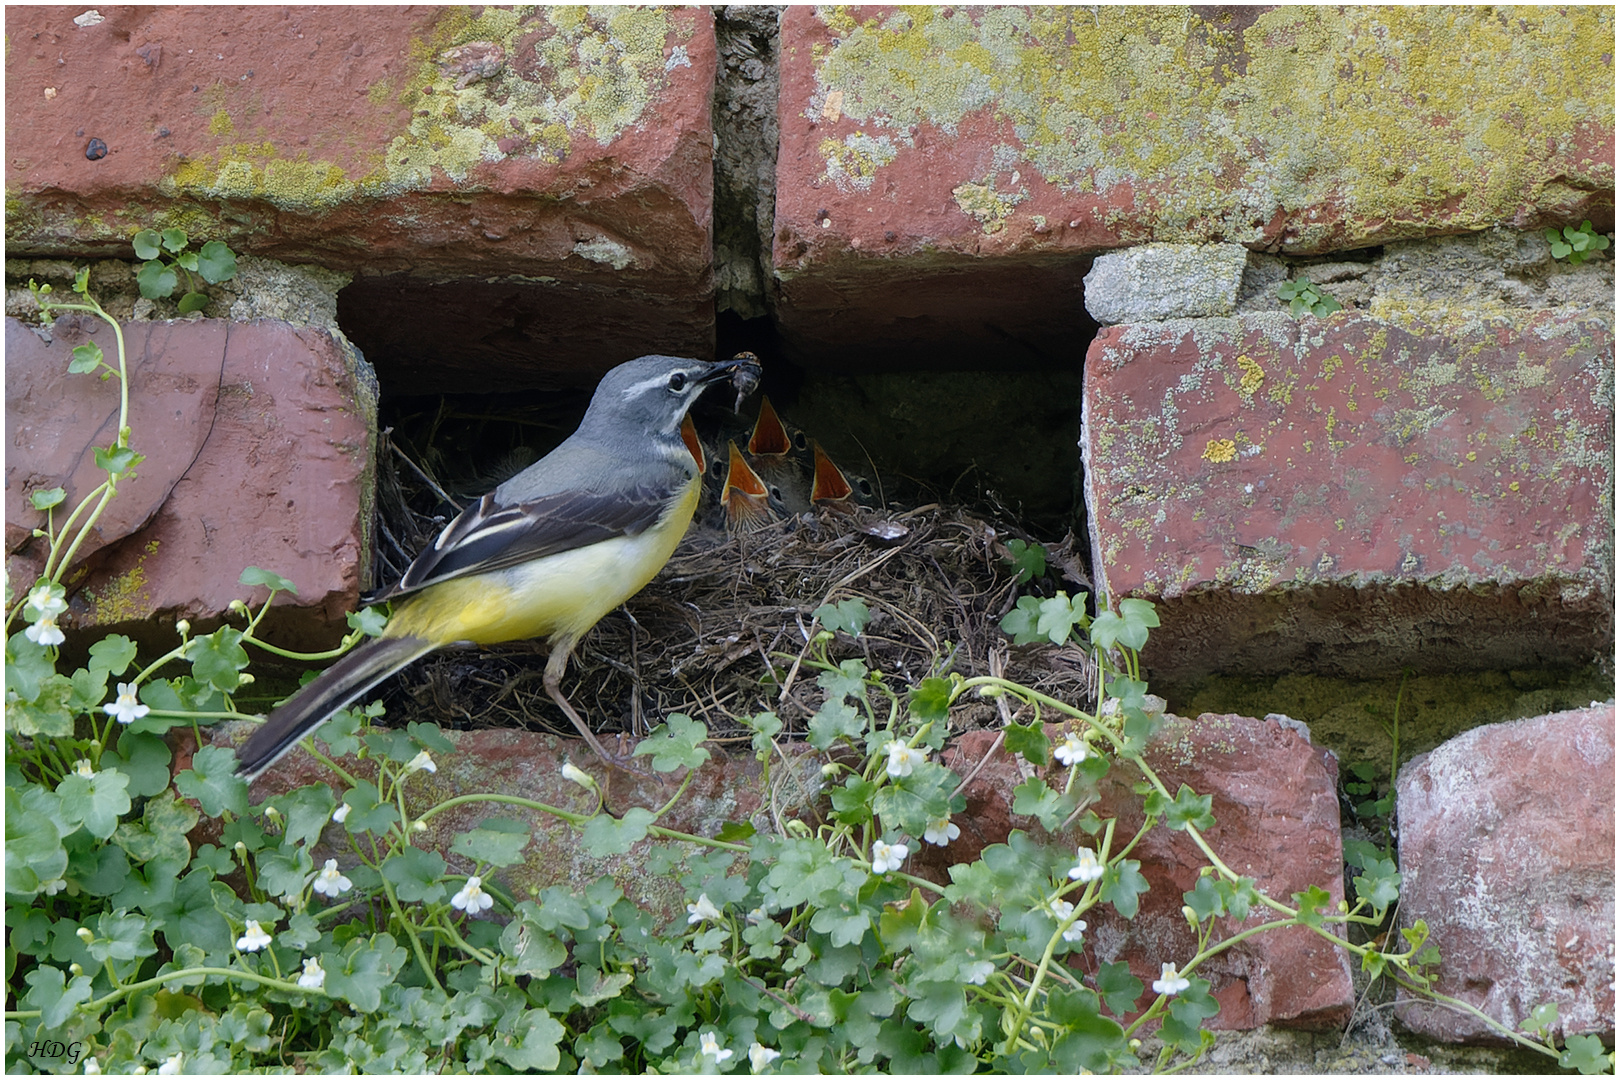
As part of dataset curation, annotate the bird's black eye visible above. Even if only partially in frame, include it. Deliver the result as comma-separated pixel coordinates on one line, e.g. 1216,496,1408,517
668,372,689,392
857,479,873,497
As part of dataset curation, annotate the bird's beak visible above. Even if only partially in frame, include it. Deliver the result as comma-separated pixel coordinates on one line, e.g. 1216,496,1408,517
748,395,792,457
810,440,855,505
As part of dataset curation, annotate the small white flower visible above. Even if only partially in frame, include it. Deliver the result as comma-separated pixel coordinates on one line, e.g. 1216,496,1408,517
76,926,95,943
451,875,494,914
962,959,994,985
561,761,595,789
871,839,909,874
699,1031,733,1063
1152,961,1191,996
311,859,352,897
296,956,326,990
331,802,351,823
1053,730,1091,767
748,1042,782,1073
235,919,273,952
1068,847,1105,883
405,750,437,774
26,613,66,646
922,815,960,847
1045,897,1087,941
746,907,767,925
884,740,924,777
156,1053,181,1075
686,893,722,924
41,877,67,896
73,758,96,778
82,1057,102,1074
26,581,68,618
102,682,149,725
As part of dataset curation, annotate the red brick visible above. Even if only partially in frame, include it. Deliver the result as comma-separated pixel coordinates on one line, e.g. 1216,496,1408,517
1394,704,1615,1043
1082,312,1613,688
773,6,1612,365
223,725,818,929
5,6,717,390
5,315,374,653
931,716,1353,1031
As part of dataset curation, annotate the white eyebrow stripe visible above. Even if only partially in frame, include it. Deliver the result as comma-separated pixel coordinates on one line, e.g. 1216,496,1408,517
621,372,679,399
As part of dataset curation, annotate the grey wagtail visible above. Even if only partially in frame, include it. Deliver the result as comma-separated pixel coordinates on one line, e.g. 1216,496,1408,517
235,353,761,779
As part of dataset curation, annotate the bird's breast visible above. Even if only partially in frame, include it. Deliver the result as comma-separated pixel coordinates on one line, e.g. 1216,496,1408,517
385,473,702,647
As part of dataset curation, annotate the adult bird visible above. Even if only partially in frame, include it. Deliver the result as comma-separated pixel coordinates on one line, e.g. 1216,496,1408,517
235,353,761,779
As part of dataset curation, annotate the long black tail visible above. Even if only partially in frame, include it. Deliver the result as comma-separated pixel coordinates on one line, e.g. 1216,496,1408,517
235,634,435,780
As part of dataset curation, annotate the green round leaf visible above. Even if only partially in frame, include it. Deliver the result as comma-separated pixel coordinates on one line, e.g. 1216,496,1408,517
29,487,67,511
240,566,298,594
381,847,448,903
814,598,871,637
68,341,104,374
347,606,387,636
132,229,163,261
197,240,239,284
135,259,179,300
93,443,141,477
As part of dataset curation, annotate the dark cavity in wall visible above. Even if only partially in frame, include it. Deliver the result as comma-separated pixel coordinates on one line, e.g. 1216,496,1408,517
342,2,1096,562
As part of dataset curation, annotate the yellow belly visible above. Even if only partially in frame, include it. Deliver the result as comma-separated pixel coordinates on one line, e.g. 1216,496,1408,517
384,476,699,647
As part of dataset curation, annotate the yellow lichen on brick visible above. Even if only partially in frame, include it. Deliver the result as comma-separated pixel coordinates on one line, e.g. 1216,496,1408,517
1236,354,1265,400
80,546,156,625
1203,438,1238,463
951,179,1026,234
808,7,1613,247
160,7,688,212
384,5,686,187
821,131,900,193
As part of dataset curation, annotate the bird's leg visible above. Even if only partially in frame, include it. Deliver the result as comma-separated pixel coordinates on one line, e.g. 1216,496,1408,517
543,645,617,766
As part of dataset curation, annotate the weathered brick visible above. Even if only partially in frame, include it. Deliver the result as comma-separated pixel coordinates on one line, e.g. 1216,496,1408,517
1084,244,1250,325
5,315,375,653
5,6,717,390
216,724,821,930
1394,704,1616,1043
929,715,1353,1031
1081,311,1613,688
773,6,1612,365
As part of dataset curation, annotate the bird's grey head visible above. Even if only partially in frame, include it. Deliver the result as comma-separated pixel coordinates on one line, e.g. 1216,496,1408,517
577,354,756,446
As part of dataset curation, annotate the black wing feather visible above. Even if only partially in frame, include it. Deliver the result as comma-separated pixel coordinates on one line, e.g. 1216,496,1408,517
367,486,673,603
